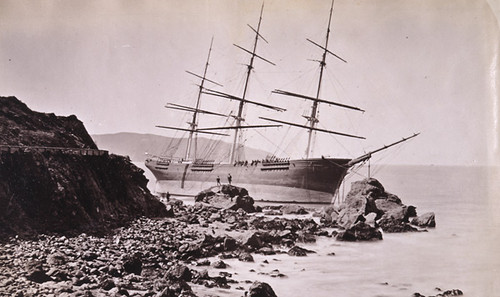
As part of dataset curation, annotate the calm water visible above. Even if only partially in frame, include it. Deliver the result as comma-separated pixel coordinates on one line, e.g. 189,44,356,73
136,163,500,297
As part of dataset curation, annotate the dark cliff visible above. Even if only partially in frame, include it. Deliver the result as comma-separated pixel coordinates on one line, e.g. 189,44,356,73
0,96,166,238
0,97,96,149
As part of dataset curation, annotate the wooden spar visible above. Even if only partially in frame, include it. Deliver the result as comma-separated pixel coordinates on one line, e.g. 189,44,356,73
305,0,335,159
233,44,275,66
306,38,347,63
185,70,223,87
197,124,282,131
247,24,269,43
202,88,286,112
347,133,420,166
259,117,365,139
165,103,231,118
156,125,229,136
272,89,364,112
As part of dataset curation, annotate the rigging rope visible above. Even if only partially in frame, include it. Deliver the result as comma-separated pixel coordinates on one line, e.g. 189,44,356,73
251,125,291,158
317,121,355,157
323,68,361,134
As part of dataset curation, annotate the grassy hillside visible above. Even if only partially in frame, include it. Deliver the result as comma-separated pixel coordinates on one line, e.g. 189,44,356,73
92,132,272,162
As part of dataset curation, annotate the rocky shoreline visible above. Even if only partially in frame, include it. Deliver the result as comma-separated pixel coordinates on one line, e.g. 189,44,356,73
0,182,462,297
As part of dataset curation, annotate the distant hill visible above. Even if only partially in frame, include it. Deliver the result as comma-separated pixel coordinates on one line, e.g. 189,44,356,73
91,132,272,162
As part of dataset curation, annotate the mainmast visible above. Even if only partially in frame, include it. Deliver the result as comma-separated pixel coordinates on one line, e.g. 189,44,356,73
231,4,265,164
305,0,335,159
201,3,283,164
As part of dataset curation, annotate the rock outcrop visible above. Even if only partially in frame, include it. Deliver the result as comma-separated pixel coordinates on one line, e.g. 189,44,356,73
335,221,383,241
411,212,436,228
281,204,308,215
333,178,432,240
0,96,167,238
194,185,256,213
248,281,278,297
0,96,96,148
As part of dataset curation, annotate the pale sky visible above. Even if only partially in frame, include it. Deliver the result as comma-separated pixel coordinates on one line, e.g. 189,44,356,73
1,0,499,166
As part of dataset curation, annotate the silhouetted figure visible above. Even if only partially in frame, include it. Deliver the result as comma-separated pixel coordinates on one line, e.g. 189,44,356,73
216,176,221,186
227,173,232,185
166,192,170,202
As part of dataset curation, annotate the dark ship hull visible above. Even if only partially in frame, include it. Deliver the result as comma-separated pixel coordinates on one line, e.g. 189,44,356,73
145,157,351,203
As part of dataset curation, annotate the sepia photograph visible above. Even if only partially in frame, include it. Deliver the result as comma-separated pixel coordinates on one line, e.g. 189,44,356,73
1,0,499,296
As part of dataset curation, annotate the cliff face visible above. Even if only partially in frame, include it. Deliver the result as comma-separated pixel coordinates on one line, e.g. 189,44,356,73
0,96,166,237
0,96,96,148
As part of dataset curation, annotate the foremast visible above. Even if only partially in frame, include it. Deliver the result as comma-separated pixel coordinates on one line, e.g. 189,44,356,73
184,38,216,160
156,39,228,161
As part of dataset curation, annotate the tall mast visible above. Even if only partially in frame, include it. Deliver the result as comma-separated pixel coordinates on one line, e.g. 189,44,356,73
199,3,283,161
265,0,364,154
230,4,265,164
305,0,335,159
185,38,215,160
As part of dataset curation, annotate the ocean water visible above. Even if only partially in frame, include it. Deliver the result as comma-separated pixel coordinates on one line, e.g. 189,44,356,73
136,163,500,297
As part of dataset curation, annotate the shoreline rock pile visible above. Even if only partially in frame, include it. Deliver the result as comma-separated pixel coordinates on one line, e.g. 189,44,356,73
0,191,443,297
319,178,436,241
0,201,296,297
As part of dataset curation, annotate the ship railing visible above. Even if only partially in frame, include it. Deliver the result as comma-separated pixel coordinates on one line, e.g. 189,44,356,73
192,164,214,168
156,157,172,165
262,161,290,166
261,157,290,166
193,159,215,165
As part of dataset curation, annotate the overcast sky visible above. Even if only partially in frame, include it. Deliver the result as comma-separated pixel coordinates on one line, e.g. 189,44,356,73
1,0,499,166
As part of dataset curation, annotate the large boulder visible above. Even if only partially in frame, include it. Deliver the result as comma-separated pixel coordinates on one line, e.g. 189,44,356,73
411,212,436,228
194,185,256,213
378,217,418,233
220,184,248,197
337,178,424,233
123,252,143,275
281,204,308,215
336,221,383,241
194,188,216,202
345,178,385,201
316,205,340,226
238,231,267,250
165,264,192,282
287,245,316,256
25,261,52,283
248,281,277,297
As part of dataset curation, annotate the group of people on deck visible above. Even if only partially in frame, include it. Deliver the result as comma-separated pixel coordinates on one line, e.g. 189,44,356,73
233,157,291,167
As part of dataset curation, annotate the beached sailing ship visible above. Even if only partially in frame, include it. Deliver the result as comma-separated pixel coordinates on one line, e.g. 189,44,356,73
145,2,418,203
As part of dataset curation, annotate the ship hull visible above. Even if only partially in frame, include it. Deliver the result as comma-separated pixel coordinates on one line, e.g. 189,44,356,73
145,157,351,204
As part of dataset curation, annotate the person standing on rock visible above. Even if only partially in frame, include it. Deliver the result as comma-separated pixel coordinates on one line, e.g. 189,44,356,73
216,176,221,186
227,173,232,185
